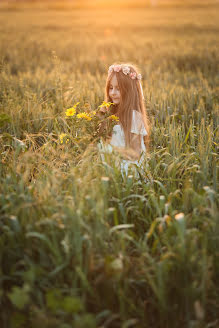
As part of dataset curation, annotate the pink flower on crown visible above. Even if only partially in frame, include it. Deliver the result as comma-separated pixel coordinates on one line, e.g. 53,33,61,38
122,66,130,75
114,65,122,72
130,72,137,79
137,74,142,80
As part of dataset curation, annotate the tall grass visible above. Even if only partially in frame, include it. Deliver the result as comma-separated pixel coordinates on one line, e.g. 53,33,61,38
0,2,218,327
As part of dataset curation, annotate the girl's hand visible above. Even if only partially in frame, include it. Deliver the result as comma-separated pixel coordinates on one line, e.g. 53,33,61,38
97,106,108,119
97,107,110,136
98,120,108,134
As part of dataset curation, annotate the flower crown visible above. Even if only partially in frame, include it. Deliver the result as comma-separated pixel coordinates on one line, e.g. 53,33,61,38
108,64,142,80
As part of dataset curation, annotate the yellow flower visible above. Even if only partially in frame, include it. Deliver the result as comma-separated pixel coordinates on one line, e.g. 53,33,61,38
65,102,80,116
59,133,70,144
98,101,114,108
108,115,119,121
77,112,92,121
65,107,76,117
90,111,96,116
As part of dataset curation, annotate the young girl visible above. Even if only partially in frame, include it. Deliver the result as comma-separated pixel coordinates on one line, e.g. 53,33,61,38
97,62,151,178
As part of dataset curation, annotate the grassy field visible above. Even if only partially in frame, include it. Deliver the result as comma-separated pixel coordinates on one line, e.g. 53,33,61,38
0,1,219,327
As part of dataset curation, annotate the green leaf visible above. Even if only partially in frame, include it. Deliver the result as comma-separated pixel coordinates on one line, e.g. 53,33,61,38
0,113,11,127
46,289,62,311
25,232,58,258
62,296,84,313
183,126,191,144
8,284,30,310
74,313,97,328
46,290,84,314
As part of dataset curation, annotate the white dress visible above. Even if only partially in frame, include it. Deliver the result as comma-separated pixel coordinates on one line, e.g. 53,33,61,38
98,110,148,178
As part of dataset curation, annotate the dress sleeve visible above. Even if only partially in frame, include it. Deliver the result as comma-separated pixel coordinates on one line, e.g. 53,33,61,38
130,110,148,136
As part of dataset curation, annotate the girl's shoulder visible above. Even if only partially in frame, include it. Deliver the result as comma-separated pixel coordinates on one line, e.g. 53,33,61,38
131,110,147,136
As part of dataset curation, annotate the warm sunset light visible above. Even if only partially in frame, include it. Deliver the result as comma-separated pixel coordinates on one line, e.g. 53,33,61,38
1,0,216,10
0,0,218,327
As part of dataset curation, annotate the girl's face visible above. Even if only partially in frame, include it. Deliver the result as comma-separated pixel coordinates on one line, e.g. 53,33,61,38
109,74,120,105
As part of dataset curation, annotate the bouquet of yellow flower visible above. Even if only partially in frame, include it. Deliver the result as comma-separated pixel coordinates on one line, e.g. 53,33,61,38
60,101,119,148
96,101,119,140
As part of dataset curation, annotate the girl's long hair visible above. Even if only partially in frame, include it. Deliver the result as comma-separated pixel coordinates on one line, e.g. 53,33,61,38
104,62,151,151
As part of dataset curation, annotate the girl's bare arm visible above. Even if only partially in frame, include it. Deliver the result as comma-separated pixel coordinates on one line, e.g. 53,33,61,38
113,134,141,161
129,133,141,159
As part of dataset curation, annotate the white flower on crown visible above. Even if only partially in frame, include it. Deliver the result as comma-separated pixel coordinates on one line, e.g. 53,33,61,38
122,66,130,75
114,65,122,72
108,65,114,74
